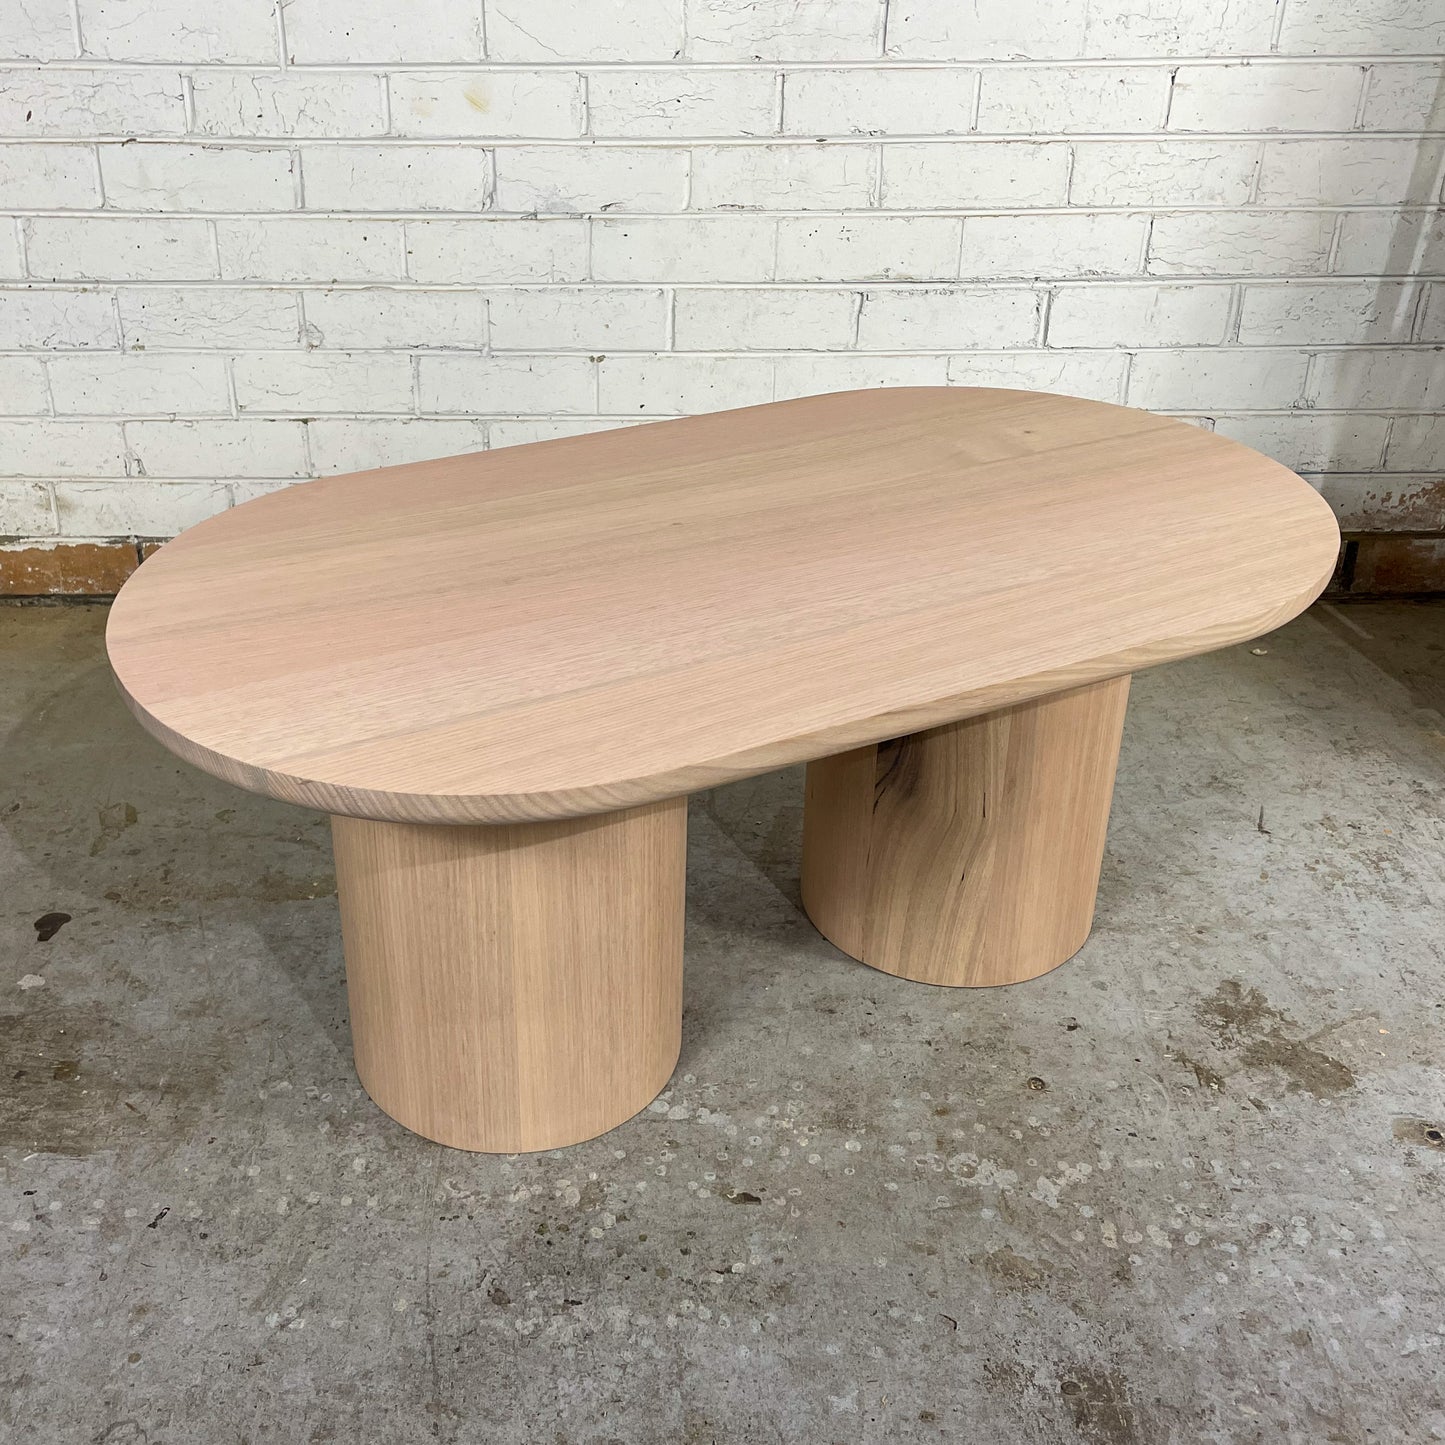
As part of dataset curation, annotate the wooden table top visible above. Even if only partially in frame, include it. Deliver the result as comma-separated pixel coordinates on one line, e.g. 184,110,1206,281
107,387,1340,825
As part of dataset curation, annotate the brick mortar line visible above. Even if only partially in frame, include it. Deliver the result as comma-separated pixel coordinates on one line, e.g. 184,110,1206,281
12,343,1445,357
7,55,1442,71
8,277,1440,289
12,406,1436,419
6,205,1441,217
4,276,1439,288
7,132,1445,145
5,407,1433,417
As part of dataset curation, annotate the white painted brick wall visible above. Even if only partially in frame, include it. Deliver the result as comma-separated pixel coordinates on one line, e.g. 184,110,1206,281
388,71,584,138
47,352,232,414
689,0,884,63
884,1,1082,63
1168,63,1364,132
24,217,216,279
301,288,487,349
1,419,126,474
0,67,188,134
0,1,73,63
1047,284,1234,347
99,142,296,210
117,286,300,347
0,287,117,347
76,0,277,64
487,287,667,349
976,68,1171,133
777,216,961,280
784,68,977,135
1,479,58,532
0,0,1441,547
419,353,596,414
496,146,689,213
125,418,309,477
300,144,493,212
232,351,415,413
857,288,1040,349
0,230,22,278
487,0,684,64
677,288,858,350
216,217,404,281
0,144,99,206
589,70,776,137
189,71,386,138
307,417,489,473
0,358,51,413
692,145,877,210
281,0,484,65
879,142,1069,207
406,218,585,282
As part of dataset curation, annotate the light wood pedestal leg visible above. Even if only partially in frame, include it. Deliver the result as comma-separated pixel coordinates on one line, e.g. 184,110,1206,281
801,676,1130,987
331,797,687,1152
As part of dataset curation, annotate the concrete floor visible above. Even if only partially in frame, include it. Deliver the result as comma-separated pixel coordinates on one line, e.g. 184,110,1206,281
3,600,1444,1445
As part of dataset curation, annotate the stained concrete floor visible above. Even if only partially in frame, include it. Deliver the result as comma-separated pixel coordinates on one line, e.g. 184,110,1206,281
2,600,1444,1445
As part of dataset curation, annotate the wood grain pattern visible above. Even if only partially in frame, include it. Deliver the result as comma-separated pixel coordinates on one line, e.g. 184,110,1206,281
332,797,686,1152
801,677,1131,987
106,387,1340,824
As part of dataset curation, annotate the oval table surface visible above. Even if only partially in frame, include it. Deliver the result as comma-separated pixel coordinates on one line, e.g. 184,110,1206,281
106,387,1341,826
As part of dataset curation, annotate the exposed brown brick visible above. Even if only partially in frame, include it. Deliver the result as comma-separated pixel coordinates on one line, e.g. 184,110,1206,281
1333,476,1445,534
1345,537,1445,596
0,540,144,597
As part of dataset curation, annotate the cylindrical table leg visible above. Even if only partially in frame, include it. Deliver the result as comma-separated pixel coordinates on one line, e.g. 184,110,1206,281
801,676,1130,987
331,797,686,1152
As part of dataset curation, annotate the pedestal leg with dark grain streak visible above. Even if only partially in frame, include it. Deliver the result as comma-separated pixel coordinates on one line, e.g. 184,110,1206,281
801,676,1130,988
331,797,686,1153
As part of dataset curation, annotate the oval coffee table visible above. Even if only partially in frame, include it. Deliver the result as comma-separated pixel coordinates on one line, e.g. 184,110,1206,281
106,387,1341,1152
